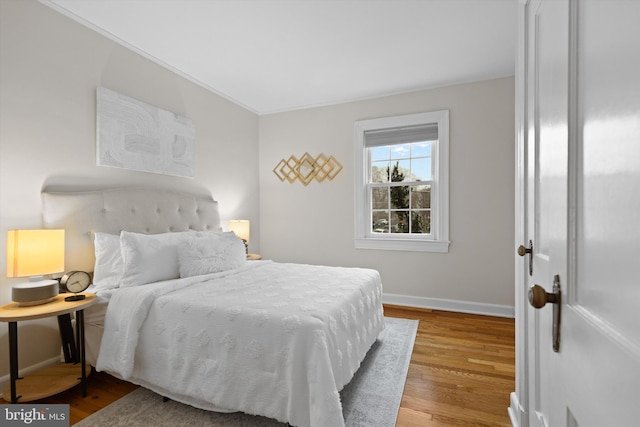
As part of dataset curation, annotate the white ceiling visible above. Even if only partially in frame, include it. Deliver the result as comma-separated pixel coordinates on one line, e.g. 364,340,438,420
43,0,517,115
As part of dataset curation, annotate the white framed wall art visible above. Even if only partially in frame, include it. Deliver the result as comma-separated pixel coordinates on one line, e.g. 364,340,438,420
96,87,195,178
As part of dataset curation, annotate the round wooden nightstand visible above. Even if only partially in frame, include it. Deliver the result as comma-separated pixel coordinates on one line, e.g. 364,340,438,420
0,293,96,403
247,253,262,260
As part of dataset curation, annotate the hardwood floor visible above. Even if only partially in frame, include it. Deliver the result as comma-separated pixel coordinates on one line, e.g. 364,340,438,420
1,305,515,426
385,305,515,427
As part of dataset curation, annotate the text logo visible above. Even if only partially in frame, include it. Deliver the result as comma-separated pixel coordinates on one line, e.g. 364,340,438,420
2,405,69,426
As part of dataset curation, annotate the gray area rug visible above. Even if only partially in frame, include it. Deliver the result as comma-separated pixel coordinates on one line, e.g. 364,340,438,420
76,317,418,427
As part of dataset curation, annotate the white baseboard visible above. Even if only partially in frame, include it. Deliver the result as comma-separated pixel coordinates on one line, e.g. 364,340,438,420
382,293,515,318
0,355,61,391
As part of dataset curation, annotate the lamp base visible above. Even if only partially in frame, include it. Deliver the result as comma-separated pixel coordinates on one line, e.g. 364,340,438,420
12,280,58,306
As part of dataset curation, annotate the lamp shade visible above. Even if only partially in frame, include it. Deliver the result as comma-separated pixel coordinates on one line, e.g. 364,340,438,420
228,220,250,242
7,229,65,278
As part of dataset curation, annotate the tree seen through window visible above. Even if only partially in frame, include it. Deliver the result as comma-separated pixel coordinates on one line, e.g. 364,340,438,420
371,158,431,235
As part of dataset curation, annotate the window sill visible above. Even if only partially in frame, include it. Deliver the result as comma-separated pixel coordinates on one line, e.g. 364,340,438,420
354,238,450,253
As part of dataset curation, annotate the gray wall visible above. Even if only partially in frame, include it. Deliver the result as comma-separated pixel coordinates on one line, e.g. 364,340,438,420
0,0,260,376
259,77,515,312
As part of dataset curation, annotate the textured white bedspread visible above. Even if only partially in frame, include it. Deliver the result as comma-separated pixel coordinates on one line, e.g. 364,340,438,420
96,261,384,427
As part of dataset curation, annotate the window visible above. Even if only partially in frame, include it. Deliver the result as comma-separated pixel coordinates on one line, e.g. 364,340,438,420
354,111,450,252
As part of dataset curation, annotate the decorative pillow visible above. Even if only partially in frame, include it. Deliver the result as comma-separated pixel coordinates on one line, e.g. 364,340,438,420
179,232,246,278
93,232,124,290
120,230,195,288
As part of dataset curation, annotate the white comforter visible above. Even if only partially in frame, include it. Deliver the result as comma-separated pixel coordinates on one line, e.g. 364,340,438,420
96,261,384,427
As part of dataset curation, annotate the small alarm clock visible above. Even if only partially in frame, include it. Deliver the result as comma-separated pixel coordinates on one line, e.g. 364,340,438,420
59,271,91,302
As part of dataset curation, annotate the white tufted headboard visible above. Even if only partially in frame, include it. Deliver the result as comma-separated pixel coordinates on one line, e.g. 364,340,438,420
42,187,222,273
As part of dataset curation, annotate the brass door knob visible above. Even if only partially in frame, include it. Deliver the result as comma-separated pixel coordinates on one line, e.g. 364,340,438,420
528,276,562,352
518,240,534,275
517,245,531,256
528,284,558,309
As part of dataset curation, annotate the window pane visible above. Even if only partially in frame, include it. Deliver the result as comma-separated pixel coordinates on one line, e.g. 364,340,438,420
390,186,409,209
411,158,431,181
371,161,389,183
398,160,411,182
372,211,389,233
388,160,410,182
390,211,410,233
411,211,431,234
371,146,390,162
391,144,410,160
371,187,388,209
411,141,432,157
411,185,431,209
356,110,449,250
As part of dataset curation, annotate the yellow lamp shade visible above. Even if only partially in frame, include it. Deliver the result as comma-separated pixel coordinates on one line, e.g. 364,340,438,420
7,229,65,278
228,220,250,243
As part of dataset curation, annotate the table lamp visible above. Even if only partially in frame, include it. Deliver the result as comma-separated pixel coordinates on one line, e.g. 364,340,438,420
228,220,249,254
7,229,65,306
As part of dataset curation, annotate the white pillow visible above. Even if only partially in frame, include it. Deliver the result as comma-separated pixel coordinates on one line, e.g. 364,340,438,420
93,232,123,290
120,230,194,288
179,232,246,278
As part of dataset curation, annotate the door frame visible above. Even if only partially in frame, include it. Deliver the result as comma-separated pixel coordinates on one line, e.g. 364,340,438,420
509,0,531,426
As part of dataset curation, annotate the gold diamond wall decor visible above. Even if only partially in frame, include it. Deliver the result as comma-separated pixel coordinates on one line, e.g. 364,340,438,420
273,153,343,186
273,155,300,183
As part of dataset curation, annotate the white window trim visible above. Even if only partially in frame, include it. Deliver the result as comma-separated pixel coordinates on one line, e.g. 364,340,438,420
354,111,450,253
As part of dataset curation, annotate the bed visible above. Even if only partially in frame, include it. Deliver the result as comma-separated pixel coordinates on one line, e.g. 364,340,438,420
41,186,384,427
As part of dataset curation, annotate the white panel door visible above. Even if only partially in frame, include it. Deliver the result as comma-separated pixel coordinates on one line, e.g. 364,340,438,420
522,0,640,426
524,0,569,425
